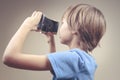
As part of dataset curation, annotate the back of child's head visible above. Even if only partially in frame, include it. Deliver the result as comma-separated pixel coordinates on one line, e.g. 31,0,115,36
63,4,106,52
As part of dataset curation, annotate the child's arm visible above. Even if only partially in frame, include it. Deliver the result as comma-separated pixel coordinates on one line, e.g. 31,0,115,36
45,32,56,53
2,11,52,71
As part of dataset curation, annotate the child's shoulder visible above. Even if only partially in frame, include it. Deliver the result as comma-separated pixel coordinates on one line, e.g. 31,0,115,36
70,48,95,60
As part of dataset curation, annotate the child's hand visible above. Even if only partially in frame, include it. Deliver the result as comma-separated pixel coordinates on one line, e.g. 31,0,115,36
43,32,54,43
43,32,56,52
21,11,42,31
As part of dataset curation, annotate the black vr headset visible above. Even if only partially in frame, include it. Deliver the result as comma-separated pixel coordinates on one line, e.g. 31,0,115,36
37,15,59,34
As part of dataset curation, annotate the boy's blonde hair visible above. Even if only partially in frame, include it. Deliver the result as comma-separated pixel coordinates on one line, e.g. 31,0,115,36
63,4,106,52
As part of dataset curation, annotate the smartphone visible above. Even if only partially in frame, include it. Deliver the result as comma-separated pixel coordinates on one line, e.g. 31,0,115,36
37,15,59,34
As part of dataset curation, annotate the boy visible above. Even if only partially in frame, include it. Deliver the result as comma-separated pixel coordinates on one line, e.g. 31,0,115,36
2,4,106,80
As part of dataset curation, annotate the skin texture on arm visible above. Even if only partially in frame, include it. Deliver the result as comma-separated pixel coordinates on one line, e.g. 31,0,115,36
2,11,53,71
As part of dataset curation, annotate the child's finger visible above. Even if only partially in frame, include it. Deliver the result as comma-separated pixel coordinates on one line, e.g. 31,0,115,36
34,11,42,20
31,11,37,17
47,32,54,36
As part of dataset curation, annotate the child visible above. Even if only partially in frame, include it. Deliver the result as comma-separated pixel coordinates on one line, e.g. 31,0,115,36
2,4,106,80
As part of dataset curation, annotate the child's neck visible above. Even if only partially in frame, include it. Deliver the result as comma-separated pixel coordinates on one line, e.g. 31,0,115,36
68,42,79,49
67,36,82,50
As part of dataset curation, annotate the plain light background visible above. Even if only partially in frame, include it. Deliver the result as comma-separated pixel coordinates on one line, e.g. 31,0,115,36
0,0,120,80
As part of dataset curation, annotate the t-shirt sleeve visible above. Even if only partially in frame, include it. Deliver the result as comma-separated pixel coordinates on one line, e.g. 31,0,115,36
47,51,83,79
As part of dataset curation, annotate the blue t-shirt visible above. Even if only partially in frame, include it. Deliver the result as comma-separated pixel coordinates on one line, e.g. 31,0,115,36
47,48,97,80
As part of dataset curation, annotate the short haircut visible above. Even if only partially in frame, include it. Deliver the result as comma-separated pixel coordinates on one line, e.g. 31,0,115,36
63,4,106,52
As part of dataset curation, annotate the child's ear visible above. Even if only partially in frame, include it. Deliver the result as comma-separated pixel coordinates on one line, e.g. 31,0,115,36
71,30,77,35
